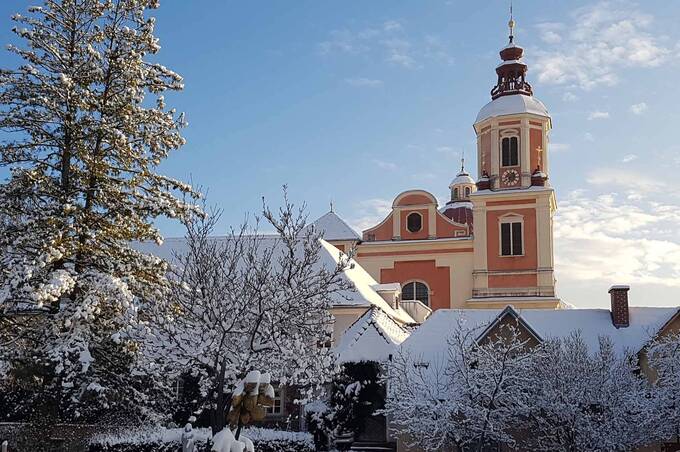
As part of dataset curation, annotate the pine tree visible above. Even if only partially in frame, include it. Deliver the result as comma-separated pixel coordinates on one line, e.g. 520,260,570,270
0,0,198,422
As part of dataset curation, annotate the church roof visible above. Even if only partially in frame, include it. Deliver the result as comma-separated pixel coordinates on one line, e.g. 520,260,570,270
476,94,549,124
440,203,474,230
310,211,361,241
134,236,414,324
335,306,411,364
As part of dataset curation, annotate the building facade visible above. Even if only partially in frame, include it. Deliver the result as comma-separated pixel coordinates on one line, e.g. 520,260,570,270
342,21,561,312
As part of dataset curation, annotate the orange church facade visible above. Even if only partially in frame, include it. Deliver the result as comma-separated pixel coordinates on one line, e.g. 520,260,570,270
337,23,564,313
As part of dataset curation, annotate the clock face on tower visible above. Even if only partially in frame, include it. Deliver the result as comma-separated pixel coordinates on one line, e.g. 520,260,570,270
502,169,520,186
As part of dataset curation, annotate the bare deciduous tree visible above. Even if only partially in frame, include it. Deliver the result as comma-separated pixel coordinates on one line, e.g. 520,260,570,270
140,194,353,434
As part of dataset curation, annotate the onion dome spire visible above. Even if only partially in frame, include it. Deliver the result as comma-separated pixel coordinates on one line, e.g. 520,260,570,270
490,7,533,100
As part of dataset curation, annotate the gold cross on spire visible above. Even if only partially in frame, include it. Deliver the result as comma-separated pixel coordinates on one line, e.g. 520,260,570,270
508,1,516,43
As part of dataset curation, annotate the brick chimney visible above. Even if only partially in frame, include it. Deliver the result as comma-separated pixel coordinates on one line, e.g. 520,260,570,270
609,285,630,328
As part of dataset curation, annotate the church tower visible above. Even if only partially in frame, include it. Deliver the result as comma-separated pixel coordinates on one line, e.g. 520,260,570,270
468,16,560,308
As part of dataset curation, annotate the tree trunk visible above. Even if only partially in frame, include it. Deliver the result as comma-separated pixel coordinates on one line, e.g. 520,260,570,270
211,359,228,436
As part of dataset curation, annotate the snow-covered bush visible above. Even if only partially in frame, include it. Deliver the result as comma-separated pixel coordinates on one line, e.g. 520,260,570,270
88,426,314,452
329,360,384,448
385,318,534,451
522,333,653,451
646,332,680,445
385,318,664,451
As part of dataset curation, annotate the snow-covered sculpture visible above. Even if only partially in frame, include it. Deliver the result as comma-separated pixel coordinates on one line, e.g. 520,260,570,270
181,422,195,452
228,371,275,434
210,428,254,452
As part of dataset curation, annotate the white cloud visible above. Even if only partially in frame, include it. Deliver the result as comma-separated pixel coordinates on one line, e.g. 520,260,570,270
349,198,392,232
345,77,384,87
622,154,638,163
562,92,578,102
550,143,571,152
318,20,452,70
584,132,595,142
629,102,648,115
554,191,680,288
588,111,610,120
586,168,664,191
372,159,397,170
382,20,402,32
381,37,417,68
533,2,670,90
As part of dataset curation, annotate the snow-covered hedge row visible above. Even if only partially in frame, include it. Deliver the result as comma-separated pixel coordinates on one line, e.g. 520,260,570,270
88,426,314,452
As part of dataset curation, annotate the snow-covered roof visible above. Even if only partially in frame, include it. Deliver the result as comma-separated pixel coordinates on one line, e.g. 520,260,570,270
442,201,474,211
335,306,411,363
134,237,414,324
319,240,414,324
309,211,360,241
449,172,475,187
400,307,680,363
497,59,524,68
372,283,401,293
475,94,549,124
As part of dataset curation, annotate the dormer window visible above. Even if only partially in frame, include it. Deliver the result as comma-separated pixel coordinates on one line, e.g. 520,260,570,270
501,136,519,167
406,212,422,233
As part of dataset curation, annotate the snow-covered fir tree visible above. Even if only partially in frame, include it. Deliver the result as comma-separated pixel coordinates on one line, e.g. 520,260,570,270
139,196,352,434
0,0,198,422
523,333,653,451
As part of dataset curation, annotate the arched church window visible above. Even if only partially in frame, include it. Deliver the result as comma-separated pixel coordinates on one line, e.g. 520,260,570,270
465,187,471,197
501,136,519,167
406,212,422,233
453,188,459,199
402,281,429,306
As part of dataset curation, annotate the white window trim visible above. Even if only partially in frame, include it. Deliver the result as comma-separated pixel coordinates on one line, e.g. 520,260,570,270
498,213,524,257
405,211,424,233
401,280,431,306
266,385,284,416
500,130,520,168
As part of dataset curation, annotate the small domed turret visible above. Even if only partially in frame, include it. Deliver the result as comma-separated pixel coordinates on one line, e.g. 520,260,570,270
441,158,476,229
448,164,476,202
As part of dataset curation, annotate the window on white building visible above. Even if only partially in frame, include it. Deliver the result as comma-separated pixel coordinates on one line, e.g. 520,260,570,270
266,386,283,416
173,377,184,401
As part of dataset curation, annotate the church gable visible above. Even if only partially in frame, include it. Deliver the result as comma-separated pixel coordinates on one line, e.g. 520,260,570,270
362,189,469,242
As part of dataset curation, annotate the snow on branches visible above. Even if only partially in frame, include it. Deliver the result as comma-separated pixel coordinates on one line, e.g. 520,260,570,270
385,317,535,451
0,0,199,422
138,196,353,434
385,316,679,451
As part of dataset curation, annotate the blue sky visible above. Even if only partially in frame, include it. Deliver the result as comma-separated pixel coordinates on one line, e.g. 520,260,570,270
1,1,679,308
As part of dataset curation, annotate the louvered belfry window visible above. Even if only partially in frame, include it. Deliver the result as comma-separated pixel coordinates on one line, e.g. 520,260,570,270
501,136,519,167
501,221,523,256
